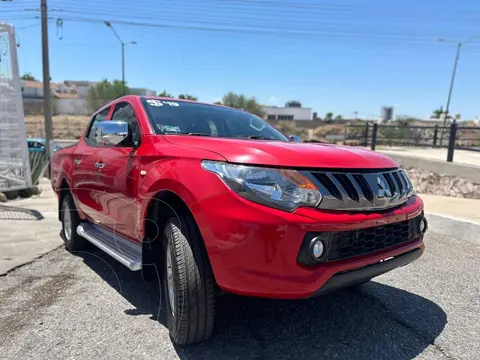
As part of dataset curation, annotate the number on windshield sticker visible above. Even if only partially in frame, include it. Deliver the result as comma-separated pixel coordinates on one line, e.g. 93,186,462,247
147,100,179,107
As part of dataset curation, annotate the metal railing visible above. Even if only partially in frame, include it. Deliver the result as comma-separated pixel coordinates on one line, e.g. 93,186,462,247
344,122,480,162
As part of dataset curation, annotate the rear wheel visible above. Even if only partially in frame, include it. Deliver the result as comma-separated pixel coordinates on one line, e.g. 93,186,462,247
61,193,87,251
162,216,216,345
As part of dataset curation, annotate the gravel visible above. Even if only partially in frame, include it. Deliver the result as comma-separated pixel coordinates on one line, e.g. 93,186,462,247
0,220,479,360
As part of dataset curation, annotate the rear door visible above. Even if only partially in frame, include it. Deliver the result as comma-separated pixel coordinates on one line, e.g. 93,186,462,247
97,101,141,240
71,107,110,221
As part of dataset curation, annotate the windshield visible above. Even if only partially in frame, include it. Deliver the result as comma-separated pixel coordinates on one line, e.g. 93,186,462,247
142,98,290,141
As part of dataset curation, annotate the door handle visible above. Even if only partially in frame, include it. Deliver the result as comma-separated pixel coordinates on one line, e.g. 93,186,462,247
73,159,81,165
95,162,105,169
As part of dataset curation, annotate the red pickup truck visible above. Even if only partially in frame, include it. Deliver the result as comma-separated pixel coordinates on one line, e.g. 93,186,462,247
52,96,427,345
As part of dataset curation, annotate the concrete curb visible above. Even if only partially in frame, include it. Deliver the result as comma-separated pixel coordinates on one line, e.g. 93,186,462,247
425,212,480,246
0,244,63,277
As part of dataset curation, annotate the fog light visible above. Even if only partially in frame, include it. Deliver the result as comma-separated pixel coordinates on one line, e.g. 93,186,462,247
420,217,428,234
311,237,324,259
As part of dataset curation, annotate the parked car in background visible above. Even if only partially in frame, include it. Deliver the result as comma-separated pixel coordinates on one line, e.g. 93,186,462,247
51,96,428,345
27,138,61,153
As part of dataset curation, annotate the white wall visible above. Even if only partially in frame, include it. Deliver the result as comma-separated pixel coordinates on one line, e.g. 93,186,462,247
262,106,313,120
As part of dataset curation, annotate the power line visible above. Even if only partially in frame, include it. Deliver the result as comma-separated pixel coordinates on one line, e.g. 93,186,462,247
49,8,444,42
46,2,478,46
42,0,476,32
5,2,477,40
42,12,455,45
51,15,441,44
59,0,480,20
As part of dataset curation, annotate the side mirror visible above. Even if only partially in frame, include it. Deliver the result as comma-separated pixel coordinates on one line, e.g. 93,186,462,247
289,135,302,143
96,120,133,147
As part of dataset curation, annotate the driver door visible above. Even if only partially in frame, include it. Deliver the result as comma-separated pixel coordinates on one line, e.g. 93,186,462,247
71,107,110,221
97,101,141,241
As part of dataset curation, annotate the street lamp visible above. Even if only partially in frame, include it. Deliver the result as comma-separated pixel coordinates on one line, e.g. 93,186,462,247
104,21,137,96
438,36,480,145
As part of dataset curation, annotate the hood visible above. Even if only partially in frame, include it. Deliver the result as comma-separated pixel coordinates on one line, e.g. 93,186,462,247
163,136,399,169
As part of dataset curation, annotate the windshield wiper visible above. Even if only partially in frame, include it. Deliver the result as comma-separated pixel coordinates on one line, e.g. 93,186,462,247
186,132,212,136
164,132,212,136
247,135,276,140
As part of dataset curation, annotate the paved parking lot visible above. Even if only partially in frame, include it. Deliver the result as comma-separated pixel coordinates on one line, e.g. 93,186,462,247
0,215,479,360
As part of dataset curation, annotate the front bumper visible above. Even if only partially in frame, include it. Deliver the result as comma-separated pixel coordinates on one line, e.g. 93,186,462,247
191,191,425,299
312,248,422,296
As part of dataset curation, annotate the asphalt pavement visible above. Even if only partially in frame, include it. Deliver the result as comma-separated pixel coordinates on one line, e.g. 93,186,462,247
0,215,479,360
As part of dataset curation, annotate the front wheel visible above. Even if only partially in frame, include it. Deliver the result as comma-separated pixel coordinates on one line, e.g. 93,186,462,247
163,216,216,345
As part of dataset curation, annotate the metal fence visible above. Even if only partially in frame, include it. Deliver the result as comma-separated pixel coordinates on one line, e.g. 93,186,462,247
0,24,32,192
344,122,480,162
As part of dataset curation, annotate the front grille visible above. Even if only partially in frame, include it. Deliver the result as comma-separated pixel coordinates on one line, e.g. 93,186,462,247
296,215,425,266
327,219,413,262
306,168,413,211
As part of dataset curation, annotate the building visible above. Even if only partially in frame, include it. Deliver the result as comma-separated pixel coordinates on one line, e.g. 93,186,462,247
63,80,98,99
262,104,313,121
21,79,156,115
21,80,57,99
20,80,88,115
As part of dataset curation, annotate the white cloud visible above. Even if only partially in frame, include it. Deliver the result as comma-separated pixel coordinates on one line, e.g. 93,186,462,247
268,96,276,104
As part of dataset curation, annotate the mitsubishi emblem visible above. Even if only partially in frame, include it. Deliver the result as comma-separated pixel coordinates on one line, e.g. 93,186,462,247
376,177,392,198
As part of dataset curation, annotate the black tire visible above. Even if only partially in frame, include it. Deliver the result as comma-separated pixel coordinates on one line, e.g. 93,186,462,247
19,188,34,198
61,193,87,251
163,216,216,345
4,190,19,200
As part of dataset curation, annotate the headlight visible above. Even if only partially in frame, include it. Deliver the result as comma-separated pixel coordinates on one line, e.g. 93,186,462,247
201,161,322,211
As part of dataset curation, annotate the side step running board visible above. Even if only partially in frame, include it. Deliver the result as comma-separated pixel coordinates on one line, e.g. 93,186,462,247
77,222,142,271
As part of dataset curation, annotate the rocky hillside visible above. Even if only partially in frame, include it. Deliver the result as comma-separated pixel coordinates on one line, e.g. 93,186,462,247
406,168,480,199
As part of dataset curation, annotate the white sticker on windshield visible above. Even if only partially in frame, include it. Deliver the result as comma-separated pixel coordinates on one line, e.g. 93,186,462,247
161,125,181,133
147,99,163,106
146,99,180,107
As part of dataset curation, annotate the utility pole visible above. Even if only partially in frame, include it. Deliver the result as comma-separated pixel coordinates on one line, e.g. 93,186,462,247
121,42,125,95
439,42,461,146
41,0,53,169
438,36,479,146
105,21,136,96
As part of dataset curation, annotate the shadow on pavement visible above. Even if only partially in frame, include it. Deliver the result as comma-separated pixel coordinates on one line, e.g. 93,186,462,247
0,205,44,220
78,249,446,360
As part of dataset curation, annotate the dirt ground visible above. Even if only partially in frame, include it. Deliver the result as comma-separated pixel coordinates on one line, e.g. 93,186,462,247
25,115,90,139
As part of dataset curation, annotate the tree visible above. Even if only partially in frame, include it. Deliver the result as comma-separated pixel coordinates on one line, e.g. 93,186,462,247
178,94,198,101
221,92,264,117
335,115,343,121
324,112,334,123
158,90,173,98
431,106,444,119
86,79,129,111
21,73,37,81
214,101,223,105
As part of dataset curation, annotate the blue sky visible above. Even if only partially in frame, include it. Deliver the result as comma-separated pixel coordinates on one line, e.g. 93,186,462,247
3,0,480,119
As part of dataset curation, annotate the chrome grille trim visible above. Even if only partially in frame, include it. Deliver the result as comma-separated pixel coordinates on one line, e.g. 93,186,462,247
307,169,413,211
